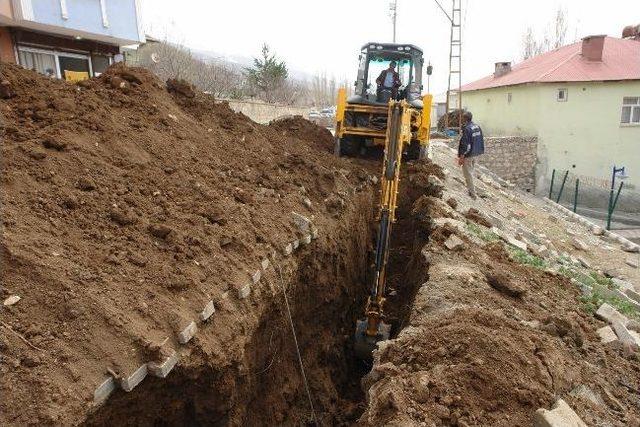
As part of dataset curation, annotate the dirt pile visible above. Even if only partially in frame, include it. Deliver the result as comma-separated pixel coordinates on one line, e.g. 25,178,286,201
269,115,335,153
357,164,640,426
0,62,376,425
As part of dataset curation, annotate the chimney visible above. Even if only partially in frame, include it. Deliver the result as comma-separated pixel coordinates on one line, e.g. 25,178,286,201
494,62,511,78
581,35,606,61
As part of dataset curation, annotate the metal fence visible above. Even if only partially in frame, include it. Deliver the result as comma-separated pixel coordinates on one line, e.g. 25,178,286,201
548,168,640,231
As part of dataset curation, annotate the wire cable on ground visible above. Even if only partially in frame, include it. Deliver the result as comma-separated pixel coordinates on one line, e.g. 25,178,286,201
274,262,319,426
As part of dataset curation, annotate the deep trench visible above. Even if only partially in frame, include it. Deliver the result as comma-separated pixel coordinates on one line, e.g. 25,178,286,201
84,181,431,427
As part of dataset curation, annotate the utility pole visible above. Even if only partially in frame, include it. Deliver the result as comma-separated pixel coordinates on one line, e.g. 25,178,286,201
433,0,463,133
389,1,397,42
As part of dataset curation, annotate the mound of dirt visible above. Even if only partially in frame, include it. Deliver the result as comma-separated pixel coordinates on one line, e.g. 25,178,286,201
0,62,375,425
269,115,335,153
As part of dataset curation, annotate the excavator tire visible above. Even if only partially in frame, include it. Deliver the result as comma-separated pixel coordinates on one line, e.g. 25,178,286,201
338,136,360,157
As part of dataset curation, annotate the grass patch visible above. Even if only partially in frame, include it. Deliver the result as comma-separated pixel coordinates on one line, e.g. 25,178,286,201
507,246,547,269
580,286,640,320
466,222,500,243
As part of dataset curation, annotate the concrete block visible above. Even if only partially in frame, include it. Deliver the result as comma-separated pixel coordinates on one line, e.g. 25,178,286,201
626,258,639,268
120,364,148,392
622,241,640,253
625,288,640,304
611,320,640,348
283,243,293,256
177,321,197,344
251,269,261,284
571,238,587,251
507,236,528,252
261,258,270,271
614,289,640,310
311,227,318,239
148,350,179,378
577,257,591,269
612,278,634,292
595,303,628,326
93,376,116,404
237,283,251,299
444,234,464,250
533,399,587,427
596,326,617,344
301,234,312,245
291,212,312,233
198,300,215,322
292,239,300,250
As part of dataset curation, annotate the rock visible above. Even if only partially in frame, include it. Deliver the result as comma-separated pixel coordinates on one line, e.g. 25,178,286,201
596,326,617,344
627,319,640,333
291,211,312,233
595,303,628,325
485,272,526,298
577,257,591,269
531,244,549,258
611,320,640,349
622,241,640,253
626,258,639,268
42,137,67,151
591,225,604,235
571,238,588,251
611,277,632,290
569,385,604,408
148,224,173,239
446,197,458,209
302,197,312,209
76,177,96,191
0,79,15,99
533,399,587,427
109,208,136,226
3,295,21,306
427,175,444,188
444,234,464,251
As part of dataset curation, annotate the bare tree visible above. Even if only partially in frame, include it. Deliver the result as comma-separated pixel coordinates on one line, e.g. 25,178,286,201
521,7,569,60
135,40,245,99
552,8,568,49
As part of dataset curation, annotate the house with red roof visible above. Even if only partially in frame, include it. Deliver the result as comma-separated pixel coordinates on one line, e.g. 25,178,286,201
461,32,640,211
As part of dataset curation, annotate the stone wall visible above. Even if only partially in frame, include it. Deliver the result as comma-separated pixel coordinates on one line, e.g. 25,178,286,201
478,136,538,191
222,99,312,124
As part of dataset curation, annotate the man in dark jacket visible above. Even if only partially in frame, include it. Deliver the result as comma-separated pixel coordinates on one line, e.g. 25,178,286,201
457,111,485,199
375,61,402,101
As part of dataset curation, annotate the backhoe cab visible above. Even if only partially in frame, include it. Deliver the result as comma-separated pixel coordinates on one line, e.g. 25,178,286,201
335,42,431,158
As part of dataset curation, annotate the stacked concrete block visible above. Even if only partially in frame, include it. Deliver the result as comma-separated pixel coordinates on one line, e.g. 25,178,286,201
119,364,148,392
148,350,179,378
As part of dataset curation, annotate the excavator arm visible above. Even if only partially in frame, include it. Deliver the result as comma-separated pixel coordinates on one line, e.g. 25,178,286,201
354,100,415,359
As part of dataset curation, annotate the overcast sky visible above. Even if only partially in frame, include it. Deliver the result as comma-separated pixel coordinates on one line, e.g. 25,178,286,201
141,0,639,95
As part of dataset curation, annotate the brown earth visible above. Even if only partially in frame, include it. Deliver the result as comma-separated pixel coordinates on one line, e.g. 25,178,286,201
1,61,639,427
0,62,378,425
357,164,640,426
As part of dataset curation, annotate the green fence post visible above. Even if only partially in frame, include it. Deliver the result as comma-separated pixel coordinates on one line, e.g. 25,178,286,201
607,181,624,230
548,169,556,199
555,170,569,204
573,179,579,213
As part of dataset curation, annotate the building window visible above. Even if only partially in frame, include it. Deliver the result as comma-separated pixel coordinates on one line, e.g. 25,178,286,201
17,46,93,80
621,97,640,125
557,88,567,102
507,92,512,103
17,47,58,78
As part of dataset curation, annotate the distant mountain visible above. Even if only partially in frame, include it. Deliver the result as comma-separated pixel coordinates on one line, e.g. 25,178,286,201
190,48,314,81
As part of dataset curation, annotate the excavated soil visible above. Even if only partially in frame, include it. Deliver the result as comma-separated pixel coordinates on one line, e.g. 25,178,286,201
0,62,380,425
2,61,639,427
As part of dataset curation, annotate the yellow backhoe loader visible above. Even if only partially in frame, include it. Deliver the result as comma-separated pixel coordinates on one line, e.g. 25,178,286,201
334,43,433,359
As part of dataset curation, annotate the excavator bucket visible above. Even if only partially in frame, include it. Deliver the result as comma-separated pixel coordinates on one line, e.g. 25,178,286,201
354,319,391,360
